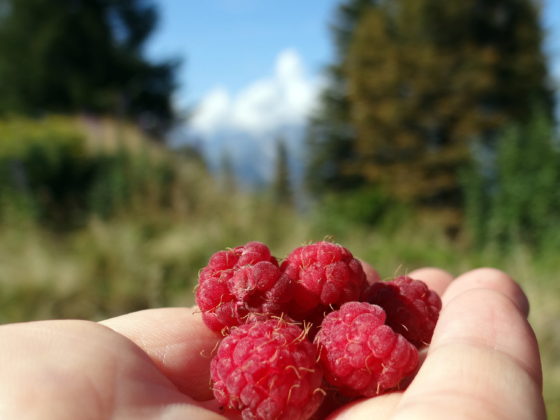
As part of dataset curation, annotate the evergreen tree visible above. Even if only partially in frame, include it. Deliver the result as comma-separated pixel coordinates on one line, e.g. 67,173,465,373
272,138,293,205
308,0,553,228
464,112,560,250
346,0,552,210
0,0,177,135
305,0,376,195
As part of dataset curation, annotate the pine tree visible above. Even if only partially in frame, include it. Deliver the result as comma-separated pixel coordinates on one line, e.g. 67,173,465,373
305,0,376,195
485,112,559,250
0,0,177,135
308,0,553,229
272,138,293,206
345,0,552,223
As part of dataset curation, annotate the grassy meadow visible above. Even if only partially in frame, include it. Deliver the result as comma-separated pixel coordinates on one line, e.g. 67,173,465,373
0,117,558,416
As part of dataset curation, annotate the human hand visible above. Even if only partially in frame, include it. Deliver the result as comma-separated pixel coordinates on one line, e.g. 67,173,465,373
0,307,226,419
0,267,545,420
331,267,546,420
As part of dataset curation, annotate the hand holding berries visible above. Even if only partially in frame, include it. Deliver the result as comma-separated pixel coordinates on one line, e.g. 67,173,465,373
0,265,542,420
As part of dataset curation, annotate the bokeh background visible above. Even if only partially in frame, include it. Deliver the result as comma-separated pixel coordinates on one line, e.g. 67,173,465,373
0,0,559,416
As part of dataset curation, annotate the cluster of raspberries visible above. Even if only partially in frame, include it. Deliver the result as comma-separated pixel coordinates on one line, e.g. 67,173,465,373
195,241,442,420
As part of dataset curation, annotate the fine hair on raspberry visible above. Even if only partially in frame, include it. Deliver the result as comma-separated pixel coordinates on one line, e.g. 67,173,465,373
210,317,324,420
315,301,418,397
195,241,442,419
195,242,292,332
364,275,442,348
281,241,367,321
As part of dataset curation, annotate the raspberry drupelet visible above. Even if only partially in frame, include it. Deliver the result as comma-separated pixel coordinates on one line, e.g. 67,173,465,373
195,242,292,333
211,318,324,420
281,241,367,322
315,302,418,397
363,275,442,348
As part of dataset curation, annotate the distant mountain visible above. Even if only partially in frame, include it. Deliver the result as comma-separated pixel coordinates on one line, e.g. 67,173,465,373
169,123,306,189
168,49,322,189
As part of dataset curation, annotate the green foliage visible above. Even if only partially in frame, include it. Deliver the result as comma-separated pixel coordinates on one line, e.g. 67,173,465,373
0,117,88,225
0,0,177,134
463,113,560,251
346,0,551,209
0,117,85,157
312,187,407,236
307,0,553,230
86,145,180,218
271,139,293,206
305,0,374,196
0,117,206,228
0,195,313,323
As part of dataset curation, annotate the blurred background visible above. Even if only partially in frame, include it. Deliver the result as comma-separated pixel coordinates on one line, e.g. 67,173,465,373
0,0,559,415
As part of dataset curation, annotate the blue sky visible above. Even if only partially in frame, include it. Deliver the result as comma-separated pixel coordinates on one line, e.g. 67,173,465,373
149,0,560,108
543,0,560,79
148,0,341,107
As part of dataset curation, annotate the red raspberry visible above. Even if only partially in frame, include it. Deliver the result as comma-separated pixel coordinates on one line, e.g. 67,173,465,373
281,241,367,321
196,242,292,332
363,276,442,348
315,302,418,397
211,318,324,420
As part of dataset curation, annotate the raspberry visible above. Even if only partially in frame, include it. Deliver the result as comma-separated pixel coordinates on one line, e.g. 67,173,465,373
196,242,292,332
281,241,367,321
315,302,418,397
363,276,442,348
211,318,324,420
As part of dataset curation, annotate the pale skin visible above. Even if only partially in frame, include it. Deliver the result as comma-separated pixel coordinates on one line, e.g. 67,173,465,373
0,267,546,420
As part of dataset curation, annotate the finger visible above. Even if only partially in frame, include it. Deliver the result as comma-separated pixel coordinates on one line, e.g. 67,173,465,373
0,320,226,420
101,307,220,401
392,268,545,420
360,260,381,284
331,393,402,419
442,267,530,317
408,267,454,297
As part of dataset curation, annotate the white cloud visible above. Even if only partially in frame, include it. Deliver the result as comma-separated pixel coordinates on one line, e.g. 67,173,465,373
190,49,321,137
190,87,231,134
